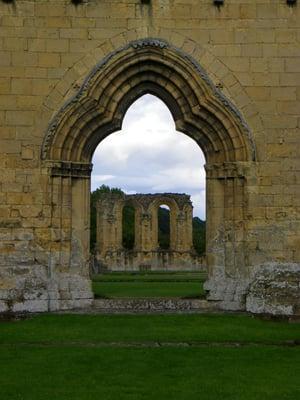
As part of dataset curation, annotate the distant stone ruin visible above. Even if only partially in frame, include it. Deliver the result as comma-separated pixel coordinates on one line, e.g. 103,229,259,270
95,193,205,272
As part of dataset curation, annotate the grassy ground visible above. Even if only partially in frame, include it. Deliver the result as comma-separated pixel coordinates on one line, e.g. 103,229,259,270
0,314,299,400
92,271,206,298
92,272,207,282
1,313,300,344
92,281,205,298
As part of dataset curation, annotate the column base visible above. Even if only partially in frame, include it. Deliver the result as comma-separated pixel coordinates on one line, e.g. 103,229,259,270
0,265,93,313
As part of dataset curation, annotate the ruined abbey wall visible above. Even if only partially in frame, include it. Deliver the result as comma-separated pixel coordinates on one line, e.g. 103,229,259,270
95,193,205,272
0,0,299,314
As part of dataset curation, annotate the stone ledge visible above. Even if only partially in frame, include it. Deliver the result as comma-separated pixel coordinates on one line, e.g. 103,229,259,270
93,298,219,313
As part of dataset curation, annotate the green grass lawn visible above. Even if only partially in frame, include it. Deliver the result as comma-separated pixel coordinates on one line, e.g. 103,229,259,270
1,314,300,344
0,314,299,400
1,346,299,400
92,281,205,298
92,272,207,282
92,272,206,298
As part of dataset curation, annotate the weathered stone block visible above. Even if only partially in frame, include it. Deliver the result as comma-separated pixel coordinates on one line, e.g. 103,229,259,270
246,264,300,315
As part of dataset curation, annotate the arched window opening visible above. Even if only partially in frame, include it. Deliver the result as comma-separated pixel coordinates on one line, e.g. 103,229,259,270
91,94,206,261
122,205,135,250
158,204,170,250
41,41,256,308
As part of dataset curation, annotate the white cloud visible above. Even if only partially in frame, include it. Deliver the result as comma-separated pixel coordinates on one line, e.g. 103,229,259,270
92,95,206,219
92,174,115,182
191,192,206,219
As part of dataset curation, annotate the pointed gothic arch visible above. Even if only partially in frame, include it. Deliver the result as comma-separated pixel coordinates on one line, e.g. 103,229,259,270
42,38,255,165
42,38,257,310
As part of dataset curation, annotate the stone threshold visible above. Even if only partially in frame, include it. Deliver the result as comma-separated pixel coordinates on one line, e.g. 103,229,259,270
91,298,219,313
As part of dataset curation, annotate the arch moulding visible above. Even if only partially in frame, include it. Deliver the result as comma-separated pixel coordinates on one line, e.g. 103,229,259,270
41,37,256,166
41,37,258,311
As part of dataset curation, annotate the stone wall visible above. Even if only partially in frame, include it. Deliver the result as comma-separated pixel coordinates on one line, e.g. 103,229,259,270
94,250,206,273
95,192,205,272
0,0,299,314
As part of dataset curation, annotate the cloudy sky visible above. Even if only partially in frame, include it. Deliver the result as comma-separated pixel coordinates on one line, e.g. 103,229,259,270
91,95,206,219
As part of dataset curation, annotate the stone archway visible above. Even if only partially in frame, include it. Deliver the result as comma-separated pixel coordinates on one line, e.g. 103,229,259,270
41,38,256,311
150,197,181,253
95,192,198,272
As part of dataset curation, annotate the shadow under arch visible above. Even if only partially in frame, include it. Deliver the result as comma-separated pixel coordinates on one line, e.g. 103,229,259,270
149,197,180,252
123,197,144,251
42,38,257,311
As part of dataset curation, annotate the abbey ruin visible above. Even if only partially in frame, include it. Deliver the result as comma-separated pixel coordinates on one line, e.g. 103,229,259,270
95,192,205,271
0,0,299,315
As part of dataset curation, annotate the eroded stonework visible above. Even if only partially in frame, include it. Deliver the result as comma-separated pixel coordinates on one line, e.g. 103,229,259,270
246,264,300,316
95,193,205,272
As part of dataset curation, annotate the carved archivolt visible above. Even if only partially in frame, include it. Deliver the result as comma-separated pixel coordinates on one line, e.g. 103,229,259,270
41,38,256,168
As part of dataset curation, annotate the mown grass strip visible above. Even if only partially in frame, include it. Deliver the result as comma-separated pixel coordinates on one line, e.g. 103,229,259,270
92,281,205,298
92,272,207,282
0,346,299,400
1,314,299,345
0,340,299,348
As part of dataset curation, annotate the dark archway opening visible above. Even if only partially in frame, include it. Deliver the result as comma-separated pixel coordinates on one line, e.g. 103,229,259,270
122,205,135,250
193,217,206,256
158,205,170,250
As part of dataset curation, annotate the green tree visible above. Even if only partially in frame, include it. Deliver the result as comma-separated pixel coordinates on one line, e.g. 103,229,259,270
122,205,135,250
157,208,206,254
192,217,206,255
158,207,170,249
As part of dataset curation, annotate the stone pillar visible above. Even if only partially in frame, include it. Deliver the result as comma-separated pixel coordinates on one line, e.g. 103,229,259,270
183,203,194,251
71,177,90,272
169,206,177,251
47,161,94,311
174,211,185,251
96,196,123,254
48,162,93,275
204,162,250,310
174,203,193,252
139,212,153,252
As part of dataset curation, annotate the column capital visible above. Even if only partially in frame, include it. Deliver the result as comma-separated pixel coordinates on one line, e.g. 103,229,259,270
205,162,255,180
45,160,93,178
